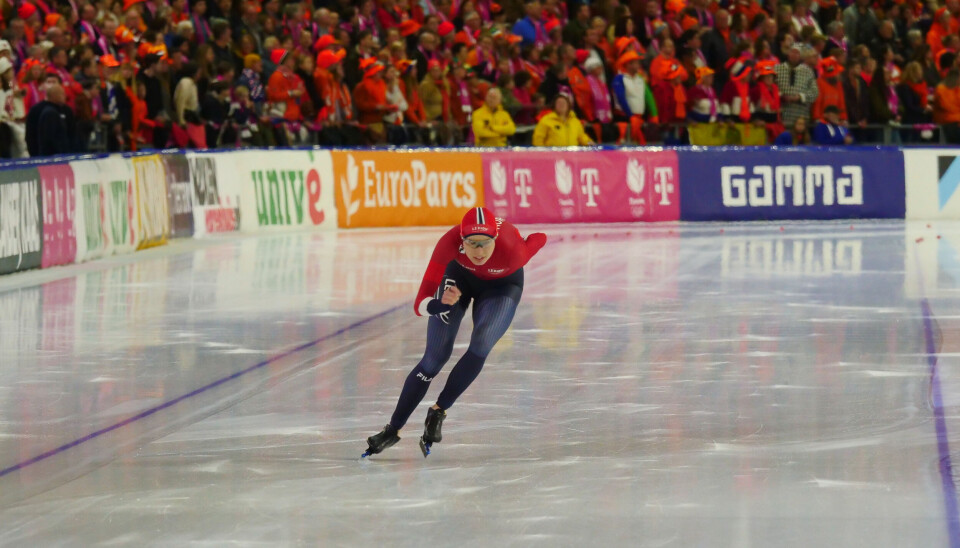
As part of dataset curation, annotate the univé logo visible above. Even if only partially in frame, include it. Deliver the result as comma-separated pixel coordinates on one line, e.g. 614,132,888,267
555,160,600,207
340,153,478,225
626,159,675,213
721,165,863,207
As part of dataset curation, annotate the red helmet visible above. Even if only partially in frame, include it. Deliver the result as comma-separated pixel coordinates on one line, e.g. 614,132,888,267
460,207,498,239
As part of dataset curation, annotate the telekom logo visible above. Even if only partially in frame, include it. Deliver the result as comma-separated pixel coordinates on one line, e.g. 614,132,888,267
653,167,674,206
580,169,600,207
514,169,533,208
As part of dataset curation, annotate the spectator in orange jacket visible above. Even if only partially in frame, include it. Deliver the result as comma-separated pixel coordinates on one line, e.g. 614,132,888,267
266,49,306,122
353,61,394,142
812,57,848,122
935,69,960,143
316,49,362,146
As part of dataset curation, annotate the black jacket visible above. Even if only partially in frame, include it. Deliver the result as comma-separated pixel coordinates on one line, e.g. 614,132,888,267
25,101,75,157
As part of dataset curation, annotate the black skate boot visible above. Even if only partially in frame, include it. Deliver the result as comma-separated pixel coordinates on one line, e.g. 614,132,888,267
362,424,400,458
419,407,446,457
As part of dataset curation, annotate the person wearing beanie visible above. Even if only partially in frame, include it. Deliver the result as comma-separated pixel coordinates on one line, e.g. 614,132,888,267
363,208,548,459
265,49,308,142
237,53,266,111
813,105,853,144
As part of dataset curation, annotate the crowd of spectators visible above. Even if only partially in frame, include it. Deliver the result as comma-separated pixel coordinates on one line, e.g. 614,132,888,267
5,0,960,157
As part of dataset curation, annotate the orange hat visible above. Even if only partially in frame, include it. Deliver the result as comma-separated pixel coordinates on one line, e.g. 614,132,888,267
545,18,561,32
755,60,777,77
244,53,261,69
399,19,421,37
395,58,416,73
506,33,523,45
17,2,37,20
615,36,635,57
115,26,136,45
617,50,641,70
100,54,121,67
359,56,377,70
491,2,502,13
661,61,687,81
314,34,337,51
665,0,687,14
316,48,345,69
438,21,455,37
427,59,442,71
364,62,384,77
681,14,699,31
820,56,843,76
695,66,715,83
43,13,61,29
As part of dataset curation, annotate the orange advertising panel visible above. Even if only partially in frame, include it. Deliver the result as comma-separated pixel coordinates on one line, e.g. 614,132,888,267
332,150,484,228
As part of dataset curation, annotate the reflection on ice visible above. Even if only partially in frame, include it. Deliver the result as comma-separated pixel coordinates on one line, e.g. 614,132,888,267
0,221,958,546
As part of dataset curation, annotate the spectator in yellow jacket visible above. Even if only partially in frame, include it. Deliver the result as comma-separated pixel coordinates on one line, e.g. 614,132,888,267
532,93,594,147
472,88,516,146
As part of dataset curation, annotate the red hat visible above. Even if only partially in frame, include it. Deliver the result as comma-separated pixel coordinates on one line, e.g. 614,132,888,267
314,34,336,51
270,48,288,65
18,2,37,20
123,0,143,12
460,207,498,239
316,48,345,69
490,2,502,14
575,48,589,65
438,21,455,37
100,54,121,67
545,18,561,32
359,56,377,70
399,19,421,37
427,59,442,71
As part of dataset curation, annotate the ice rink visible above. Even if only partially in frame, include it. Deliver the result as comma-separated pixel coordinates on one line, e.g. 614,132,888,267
1,220,959,546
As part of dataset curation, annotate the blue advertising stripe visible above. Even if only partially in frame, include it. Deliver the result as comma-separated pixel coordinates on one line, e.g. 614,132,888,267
939,156,960,211
677,148,906,222
0,302,406,479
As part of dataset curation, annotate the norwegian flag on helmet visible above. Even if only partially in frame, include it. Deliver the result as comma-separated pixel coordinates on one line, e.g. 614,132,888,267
460,207,499,238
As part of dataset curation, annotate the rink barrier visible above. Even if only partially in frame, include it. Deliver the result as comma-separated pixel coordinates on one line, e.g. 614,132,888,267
2,145,958,277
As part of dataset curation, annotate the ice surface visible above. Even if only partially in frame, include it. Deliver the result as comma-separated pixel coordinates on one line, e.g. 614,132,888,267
0,221,959,546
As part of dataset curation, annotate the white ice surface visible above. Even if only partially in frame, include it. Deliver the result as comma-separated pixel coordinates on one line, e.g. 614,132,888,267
0,221,958,546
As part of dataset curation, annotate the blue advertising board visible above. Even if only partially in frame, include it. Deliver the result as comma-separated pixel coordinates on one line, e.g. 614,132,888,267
677,147,906,221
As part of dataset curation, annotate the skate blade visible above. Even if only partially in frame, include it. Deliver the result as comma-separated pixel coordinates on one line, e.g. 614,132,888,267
419,437,431,458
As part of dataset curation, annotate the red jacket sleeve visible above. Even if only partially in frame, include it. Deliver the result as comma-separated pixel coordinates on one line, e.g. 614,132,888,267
414,226,460,316
524,232,547,259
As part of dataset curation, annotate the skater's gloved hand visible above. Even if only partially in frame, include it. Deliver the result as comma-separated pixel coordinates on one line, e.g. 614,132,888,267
426,298,453,315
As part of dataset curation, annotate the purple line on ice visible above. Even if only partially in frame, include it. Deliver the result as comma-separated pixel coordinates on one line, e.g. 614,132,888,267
0,303,406,479
921,298,960,547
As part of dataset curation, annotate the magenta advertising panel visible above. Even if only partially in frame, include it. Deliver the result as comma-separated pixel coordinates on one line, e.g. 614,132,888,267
482,149,680,223
39,163,77,268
